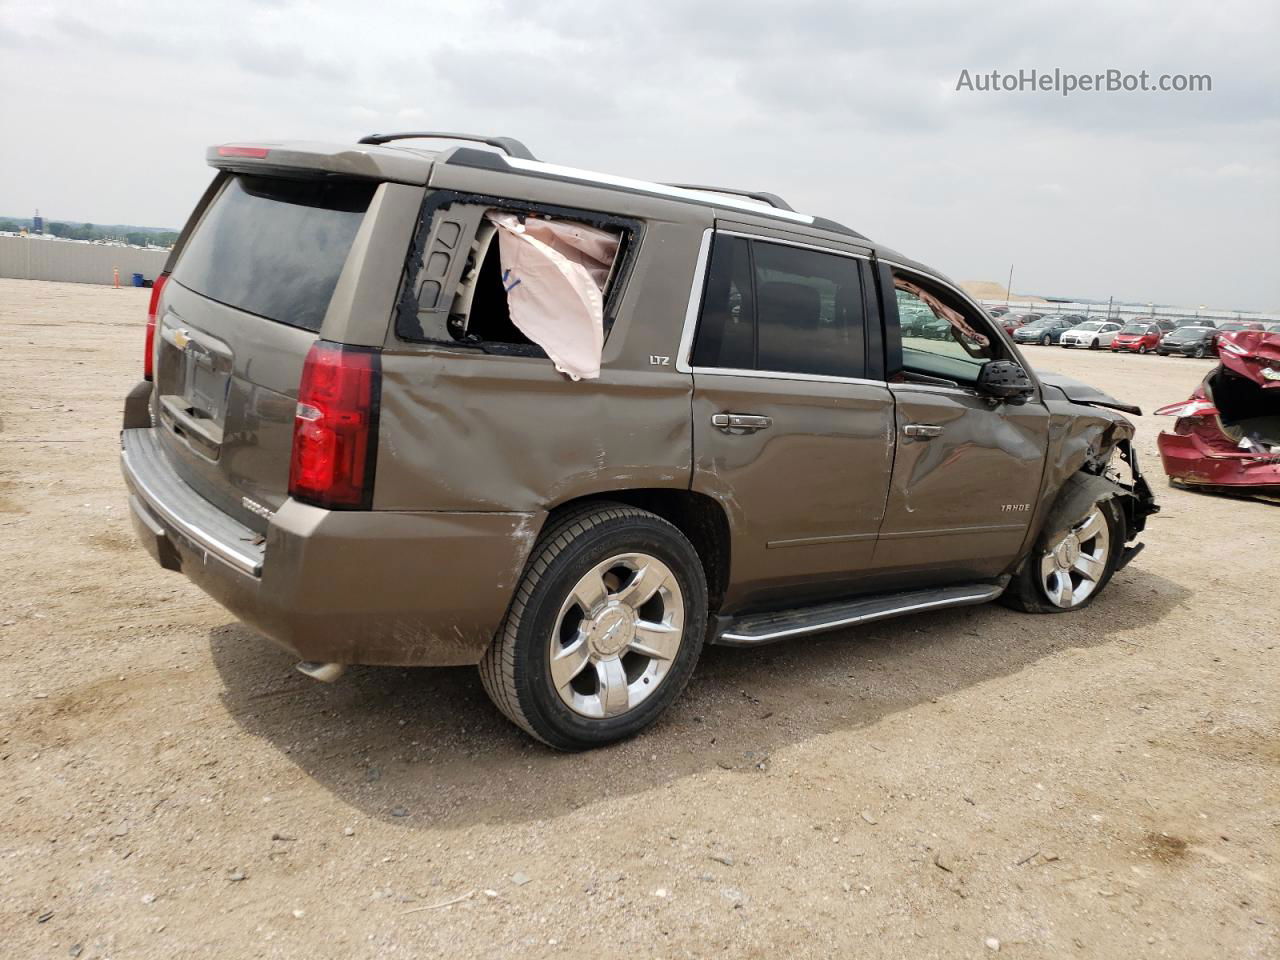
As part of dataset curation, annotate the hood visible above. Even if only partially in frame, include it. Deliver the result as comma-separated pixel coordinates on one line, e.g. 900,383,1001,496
1218,331,1280,390
1037,371,1143,415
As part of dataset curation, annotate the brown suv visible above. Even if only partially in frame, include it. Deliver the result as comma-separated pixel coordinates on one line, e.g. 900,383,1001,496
121,132,1157,749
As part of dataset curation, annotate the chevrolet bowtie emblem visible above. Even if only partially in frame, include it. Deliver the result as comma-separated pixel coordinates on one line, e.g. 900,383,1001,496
172,329,191,350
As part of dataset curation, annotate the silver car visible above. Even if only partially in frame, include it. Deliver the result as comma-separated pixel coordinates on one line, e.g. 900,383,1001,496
1060,321,1122,350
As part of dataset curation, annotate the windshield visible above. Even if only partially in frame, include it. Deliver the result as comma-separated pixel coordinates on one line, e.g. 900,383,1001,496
1120,324,1149,334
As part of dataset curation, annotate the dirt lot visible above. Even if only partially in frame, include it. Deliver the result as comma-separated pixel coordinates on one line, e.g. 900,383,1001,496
1,278,1276,959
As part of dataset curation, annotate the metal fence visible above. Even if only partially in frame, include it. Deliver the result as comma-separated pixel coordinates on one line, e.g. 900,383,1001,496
977,298,1278,325
0,235,169,286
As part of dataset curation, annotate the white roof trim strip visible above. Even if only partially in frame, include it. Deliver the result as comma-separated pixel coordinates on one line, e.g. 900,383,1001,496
503,157,816,225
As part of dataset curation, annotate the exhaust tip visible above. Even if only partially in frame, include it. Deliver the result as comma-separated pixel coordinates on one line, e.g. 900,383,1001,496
296,661,346,683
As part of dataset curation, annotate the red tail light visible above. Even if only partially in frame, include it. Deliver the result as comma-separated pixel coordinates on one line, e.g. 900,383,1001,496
288,341,381,509
1154,399,1217,418
143,273,169,381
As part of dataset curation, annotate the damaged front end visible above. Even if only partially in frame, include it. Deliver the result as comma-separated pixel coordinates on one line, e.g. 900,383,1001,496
1155,331,1280,502
1038,374,1159,570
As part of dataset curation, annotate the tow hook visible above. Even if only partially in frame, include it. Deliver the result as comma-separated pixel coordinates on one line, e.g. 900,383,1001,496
296,661,346,683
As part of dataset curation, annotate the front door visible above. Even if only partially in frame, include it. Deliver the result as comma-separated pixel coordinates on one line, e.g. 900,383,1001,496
873,267,1049,581
683,232,896,611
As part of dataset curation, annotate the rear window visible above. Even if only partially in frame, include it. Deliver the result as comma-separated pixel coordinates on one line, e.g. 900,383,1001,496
172,175,375,332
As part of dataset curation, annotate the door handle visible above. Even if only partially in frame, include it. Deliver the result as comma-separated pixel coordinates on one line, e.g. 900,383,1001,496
712,413,772,432
903,423,943,438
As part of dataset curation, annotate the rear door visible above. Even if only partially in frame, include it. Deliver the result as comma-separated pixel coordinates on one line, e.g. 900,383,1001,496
683,231,895,610
152,173,389,531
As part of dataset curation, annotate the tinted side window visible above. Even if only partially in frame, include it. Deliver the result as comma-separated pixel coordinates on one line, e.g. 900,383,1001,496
691,235,866,379
753,241,865,378
691,235,754,369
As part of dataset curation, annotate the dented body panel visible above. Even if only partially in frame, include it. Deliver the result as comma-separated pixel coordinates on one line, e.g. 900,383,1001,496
873,383,1050,581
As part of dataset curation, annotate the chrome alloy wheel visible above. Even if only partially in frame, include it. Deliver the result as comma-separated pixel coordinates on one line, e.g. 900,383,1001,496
1039,507,1111,609
550,553,685,719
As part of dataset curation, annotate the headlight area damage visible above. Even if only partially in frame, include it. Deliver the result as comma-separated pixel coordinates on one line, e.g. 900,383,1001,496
1154,330,1280,503
1037,374,1159,571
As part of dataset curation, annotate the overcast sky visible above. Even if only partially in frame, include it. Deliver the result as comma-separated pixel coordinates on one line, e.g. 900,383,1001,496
1,0,1276,310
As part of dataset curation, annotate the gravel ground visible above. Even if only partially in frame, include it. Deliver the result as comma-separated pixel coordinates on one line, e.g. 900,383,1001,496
1,278,1276,959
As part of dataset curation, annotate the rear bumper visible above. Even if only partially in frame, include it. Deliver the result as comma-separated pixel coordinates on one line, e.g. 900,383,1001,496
1157,430,1280,487
120,427,540,666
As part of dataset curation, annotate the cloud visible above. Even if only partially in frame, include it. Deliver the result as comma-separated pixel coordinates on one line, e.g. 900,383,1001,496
0,0,1275,308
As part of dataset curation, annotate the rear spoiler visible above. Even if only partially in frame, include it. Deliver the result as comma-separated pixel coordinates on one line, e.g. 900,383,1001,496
207,142,432,186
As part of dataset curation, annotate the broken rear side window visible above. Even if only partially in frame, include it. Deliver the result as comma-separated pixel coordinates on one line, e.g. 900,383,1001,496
403,197,634,380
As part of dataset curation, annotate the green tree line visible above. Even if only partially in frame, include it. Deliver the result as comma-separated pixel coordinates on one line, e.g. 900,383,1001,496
0,218,177,248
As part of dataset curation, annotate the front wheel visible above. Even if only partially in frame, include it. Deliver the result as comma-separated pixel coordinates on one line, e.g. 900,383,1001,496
479,504,707,750
1041,334,1052,346
1002,495,1122,614
1137,345,1148,354
1194,344,1207,359
1089,339,1100,350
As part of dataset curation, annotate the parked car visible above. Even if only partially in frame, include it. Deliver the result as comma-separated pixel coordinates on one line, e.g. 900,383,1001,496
1264,322,1280,334
119,132,1157,749
987,306,1010,318
1158,325,1218,358
1172,317,1214,329
1110,322,1164,354
1155,330,1280,502
898,301,937,337
1013,315,1079,346
1001,312,1042,334
1060,320,1122,349
1213,321,1265,351
1126,316,1175,333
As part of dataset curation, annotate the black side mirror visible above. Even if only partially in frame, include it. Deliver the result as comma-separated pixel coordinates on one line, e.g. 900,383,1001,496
977,359,1034,403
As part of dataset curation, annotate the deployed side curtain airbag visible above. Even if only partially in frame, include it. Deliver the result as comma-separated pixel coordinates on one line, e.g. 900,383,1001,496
486,213,621,380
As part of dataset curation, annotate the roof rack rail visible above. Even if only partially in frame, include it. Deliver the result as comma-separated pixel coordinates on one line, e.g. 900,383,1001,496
664,183,795,212
357,131,537,161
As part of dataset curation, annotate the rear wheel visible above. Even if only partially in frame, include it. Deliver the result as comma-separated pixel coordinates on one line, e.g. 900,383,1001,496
1003,497,1122,614
1194,344,1207,359
1137,345,1148,354
1041,334,1051,346
479,504,707,750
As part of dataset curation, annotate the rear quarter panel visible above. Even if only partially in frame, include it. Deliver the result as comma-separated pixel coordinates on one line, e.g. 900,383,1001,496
373,216,707,512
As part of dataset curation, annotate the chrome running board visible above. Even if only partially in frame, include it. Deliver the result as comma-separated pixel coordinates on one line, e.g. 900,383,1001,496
715,582,1005,647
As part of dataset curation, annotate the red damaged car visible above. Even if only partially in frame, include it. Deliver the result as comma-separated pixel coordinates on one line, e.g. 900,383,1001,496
1156,330,1280,502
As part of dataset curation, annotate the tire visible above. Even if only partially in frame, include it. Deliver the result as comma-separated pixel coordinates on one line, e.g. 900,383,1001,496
479,503,708,750
1194,345,1207,359
1137,345,1147,354
1002,494,1123,614
1089,339,1099,350
1041,334,1051,346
